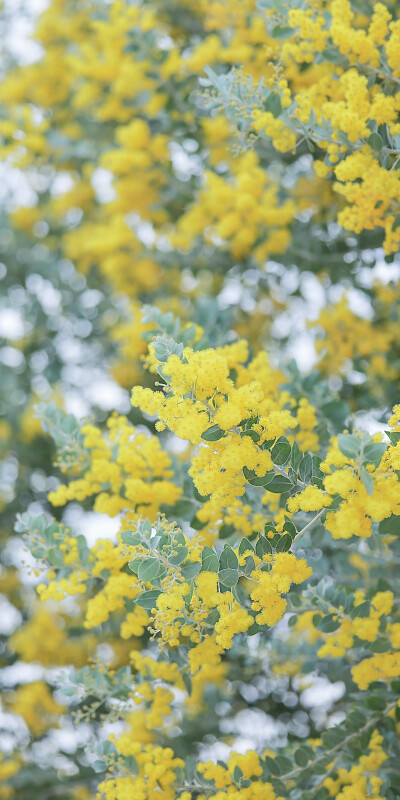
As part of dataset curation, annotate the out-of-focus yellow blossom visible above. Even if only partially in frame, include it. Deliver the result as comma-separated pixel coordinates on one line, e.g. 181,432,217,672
7,682,65,736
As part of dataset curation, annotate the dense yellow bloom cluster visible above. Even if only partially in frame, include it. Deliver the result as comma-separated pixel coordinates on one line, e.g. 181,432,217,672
37,568,90,602
152,546,311,651
322,441,400,540
7,681,65,736
324,730,388,799
98,744,184,800
288,485,332,513
334,149,400,252
98,738,285,800
85,573,141,630
184,0,279,81
351,652,400,690
293,587,400,694
288,430,400,539
132,341,298,536
48,413,181,518
10,607,94,667
318,591,394,658
246,0,400,253
311,292,399,386
250,553,312,626
172,151,296,261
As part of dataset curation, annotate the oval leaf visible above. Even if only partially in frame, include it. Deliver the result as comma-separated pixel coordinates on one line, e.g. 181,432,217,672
266,475,292,493
243,466,275,486
317,613,341,633
360,466,373,495
276,533,292,552
169,546,189,566
138,558,160,583
337,434,360,459
201,546,219,573
136,589,161,609
201,424,225,442
220,545,238,570
180,561,201,580
256,536,273,556
218,568,239,587
271,437,291,466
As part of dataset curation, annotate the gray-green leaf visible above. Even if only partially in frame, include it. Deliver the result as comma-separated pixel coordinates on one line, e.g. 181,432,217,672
138,558,160,583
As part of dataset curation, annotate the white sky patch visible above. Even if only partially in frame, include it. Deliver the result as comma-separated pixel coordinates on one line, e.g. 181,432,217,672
91,167,116,204
299,676,346,710
0,596,21,634
63,506,121,548
50,172,75,196
84,377,130,412
0,346,24,368
0,308,25,339
217,707,287,754
2,1,45,65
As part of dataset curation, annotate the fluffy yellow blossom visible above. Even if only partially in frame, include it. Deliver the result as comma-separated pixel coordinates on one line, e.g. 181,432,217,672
214,593,253,648
7,682,65,736
49,415,181,519
171,151,296,261
288,486,332,513
351,652,400,689
250,554,312,626
188,635,223,675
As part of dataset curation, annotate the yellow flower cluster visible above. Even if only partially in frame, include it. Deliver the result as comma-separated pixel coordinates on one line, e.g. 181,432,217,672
291,587,400,694
247,0,400,253
318,591,394,658
132,341,298,537
351,652,400,690
10,607,95,667
37,569,89,602
287,428,400,540
145,546,311,654
324,730,388,799
311,292,399,387
171,151,296,261
296,398,319,452
322,439,400,540
6,681,64,736
85,573,141,630
288,485,331,514
196,751,282,799
48,413,181,519
184,0,279,81
98,744,184,800
98,736,285,800
334,149,400,253
152,582,192,647
250,553,312,626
